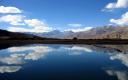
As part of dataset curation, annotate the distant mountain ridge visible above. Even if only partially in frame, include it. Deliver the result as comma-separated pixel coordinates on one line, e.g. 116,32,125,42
0,29,42,39
67,26,128,39
1,25,128,39
28,25,128,39
27,30,74,39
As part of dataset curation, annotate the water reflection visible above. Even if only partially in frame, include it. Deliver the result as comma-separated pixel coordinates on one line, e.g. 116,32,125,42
0,54,25,65
0,45,55,73
8,46,54,60
0,66,21,73
0,44,128,80
64,46,93,55
106,69,128,80
110,53,128,67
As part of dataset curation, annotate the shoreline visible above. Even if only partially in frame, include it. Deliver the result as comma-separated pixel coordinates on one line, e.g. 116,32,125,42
1,39,128,44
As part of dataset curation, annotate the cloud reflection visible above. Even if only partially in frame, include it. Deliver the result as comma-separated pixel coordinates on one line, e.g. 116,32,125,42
64,46,93,55
106,69,128,80
0,44,128,75
110,53,128,67
0,54,25,65
0,48,52,65
8,46,54,61
70,46,93,52
0,66,21,73
0,45,55,73
24,46,54,60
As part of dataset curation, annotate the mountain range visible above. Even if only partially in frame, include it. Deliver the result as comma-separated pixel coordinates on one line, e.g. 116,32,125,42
1,25,128,39
0,29,43,40
29,25,128,39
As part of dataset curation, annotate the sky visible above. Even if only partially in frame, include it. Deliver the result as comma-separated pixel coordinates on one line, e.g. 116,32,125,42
0,0,128,33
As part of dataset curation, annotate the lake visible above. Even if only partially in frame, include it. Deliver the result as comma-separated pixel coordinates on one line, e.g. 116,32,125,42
0,44,127,80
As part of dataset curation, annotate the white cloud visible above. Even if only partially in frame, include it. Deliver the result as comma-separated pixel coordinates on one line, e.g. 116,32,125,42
24,19,46,27
68,23,83,27
0,15,25,25
67,24,93,32
0,66,21,73
66,27,93,32
8,27,33,32
8,26,52,33
110,12,128,25
0,6,22,13
8,19,53,33
24,19,52,32
0,6,53,33
103,0,128,11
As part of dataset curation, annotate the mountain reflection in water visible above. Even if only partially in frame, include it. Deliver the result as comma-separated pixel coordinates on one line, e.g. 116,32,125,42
0,44,128,80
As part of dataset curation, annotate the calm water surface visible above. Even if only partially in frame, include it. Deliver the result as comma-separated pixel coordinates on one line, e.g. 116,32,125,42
0,44,128,80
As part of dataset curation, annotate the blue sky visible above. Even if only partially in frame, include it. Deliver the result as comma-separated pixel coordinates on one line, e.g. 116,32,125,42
0,0,128,33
